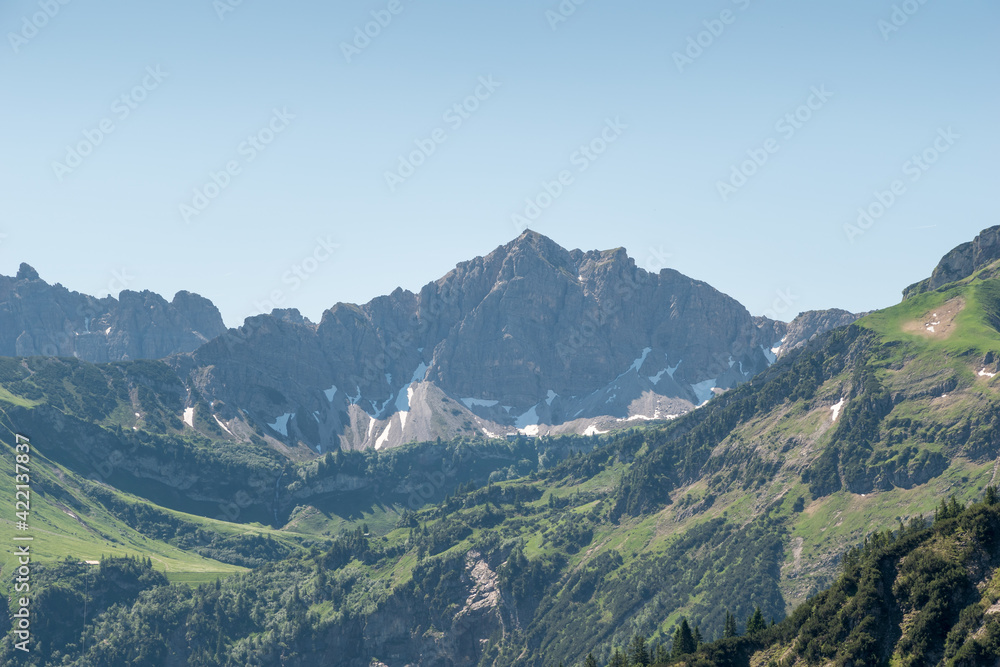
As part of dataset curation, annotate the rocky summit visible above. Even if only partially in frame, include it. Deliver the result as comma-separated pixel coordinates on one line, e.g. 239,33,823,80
177,232,855,452
904,225,1000,298
0,263,226,362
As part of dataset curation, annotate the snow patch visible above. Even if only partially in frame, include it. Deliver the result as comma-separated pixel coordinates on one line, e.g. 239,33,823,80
324,385,338,402
372,397,393,418
399,388,415,430
980,368,997,378
516,405,542,435
583,425,608,436
214,415,233,435
268,413,293,437
182,407,194,428
366,417,376,440
830,398,846,422
615,409,682,424
762,345,777,365
546,390,557,406
630,347,652,373
394,362,429,430
648,369,667,385
349,386,362,404
691,379,718,405
767,337,787,364
375,423,393,450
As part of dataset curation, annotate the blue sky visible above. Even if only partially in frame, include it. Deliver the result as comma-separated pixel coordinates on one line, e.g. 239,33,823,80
1,0,997,326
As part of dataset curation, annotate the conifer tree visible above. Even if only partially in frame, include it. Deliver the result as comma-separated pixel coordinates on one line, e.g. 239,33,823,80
746,607,766,635
629,633,649,666
672,619,697,658
724,610,739,638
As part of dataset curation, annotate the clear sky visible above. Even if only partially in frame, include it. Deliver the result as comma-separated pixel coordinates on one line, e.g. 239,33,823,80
1,0,997,326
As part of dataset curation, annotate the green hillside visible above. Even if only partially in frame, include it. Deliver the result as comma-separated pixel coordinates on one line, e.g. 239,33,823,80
667,492,1000,666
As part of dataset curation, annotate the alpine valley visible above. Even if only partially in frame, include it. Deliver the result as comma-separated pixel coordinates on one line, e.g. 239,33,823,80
4,227,1000,666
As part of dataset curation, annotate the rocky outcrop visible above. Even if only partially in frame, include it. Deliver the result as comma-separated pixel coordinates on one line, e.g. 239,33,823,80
904,225,1000,298
774,309,866,358
0,264,226,362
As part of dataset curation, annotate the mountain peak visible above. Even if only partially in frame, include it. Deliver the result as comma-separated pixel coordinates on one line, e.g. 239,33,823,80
508,229,562,252
904,225,1000,299
16,263,40,281
487,229,577,276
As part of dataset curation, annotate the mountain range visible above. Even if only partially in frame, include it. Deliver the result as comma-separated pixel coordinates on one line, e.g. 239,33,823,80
1,231,860,452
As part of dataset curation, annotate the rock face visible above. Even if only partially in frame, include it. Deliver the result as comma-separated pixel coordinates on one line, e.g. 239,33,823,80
774,309,866,358
904,225,1000,298
0,264,226,362
182,232,793,452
